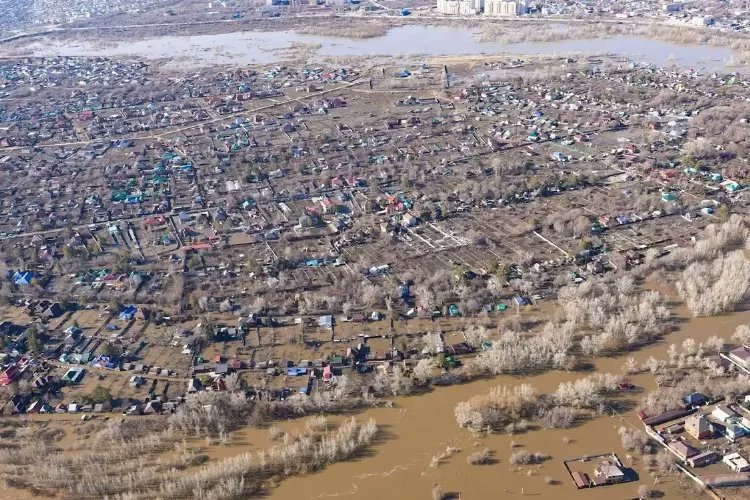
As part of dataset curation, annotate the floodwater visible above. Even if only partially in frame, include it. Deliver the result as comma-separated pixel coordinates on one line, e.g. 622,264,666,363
17,25,746,72
196,301,750,500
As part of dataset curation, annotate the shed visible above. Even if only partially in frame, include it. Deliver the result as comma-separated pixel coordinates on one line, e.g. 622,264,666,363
119,306,137,321
571,471,590,488
688,451,719,468
62,368,85,384
318,315,334,329
669,441,699,460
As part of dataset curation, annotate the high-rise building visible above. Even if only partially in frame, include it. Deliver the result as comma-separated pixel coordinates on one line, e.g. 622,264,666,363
436,0,483,15
484,0,527,16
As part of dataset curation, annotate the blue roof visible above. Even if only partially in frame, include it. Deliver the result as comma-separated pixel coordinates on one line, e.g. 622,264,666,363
119,306,137,320
13,271,33,285
683,392,706,403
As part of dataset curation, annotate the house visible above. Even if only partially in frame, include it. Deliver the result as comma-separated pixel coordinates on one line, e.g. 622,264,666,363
712,404,739,423
724,453,750,472
61,367,85,384
126,404,142,416
143,215,166,228
401,213,419,227
318,315,334,329
187,378,202,393
329,355,345,368
593,460,625,484
728,345,750,369
726,423,746,440
193,364,212,374
683,392,707,408
129,375,145,388
0,366,18,386
571,471,590,488
119,306,137,321
688,451,719,468
669,441,699,460
512,295,530,306
26,400,51,414
4,394,25,414
685,414,713,440
665,423,684,435
33,375,53,388
12,271,33,286
42,302,65,319
143,401,161,415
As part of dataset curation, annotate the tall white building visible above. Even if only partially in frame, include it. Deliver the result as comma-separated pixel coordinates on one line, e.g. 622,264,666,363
437,0,483,15
484,0,527,16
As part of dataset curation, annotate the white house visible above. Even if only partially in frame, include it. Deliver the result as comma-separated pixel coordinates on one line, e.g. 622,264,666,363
723,452,750,472
712,404,739,423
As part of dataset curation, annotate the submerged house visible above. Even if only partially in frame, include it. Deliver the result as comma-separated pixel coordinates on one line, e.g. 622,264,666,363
593,460,625,485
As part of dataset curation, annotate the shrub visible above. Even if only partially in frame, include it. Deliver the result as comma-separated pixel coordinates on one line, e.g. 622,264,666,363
268,425,284,441
618,427,649,453
537,406,576,429
509,450,550,465
304,415,328,433
467,448,494,465
454,384,538,433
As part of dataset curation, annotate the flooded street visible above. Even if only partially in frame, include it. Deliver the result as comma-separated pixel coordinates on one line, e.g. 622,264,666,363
216,303,750,500
14,25,747,72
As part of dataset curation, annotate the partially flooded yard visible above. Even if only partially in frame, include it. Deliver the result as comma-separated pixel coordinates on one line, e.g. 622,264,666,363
161,297,750,500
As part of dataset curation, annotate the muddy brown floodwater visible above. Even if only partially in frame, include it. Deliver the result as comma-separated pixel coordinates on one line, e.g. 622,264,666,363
237,303,750,500
5,299,748,500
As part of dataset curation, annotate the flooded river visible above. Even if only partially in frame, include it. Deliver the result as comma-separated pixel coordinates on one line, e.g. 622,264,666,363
15,25,746,72
202,302,750,500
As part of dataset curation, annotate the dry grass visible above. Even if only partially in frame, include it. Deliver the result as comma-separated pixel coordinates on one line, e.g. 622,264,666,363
295,23,390,39
478,20,750,64
430,446,461,468
0,409,378,499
